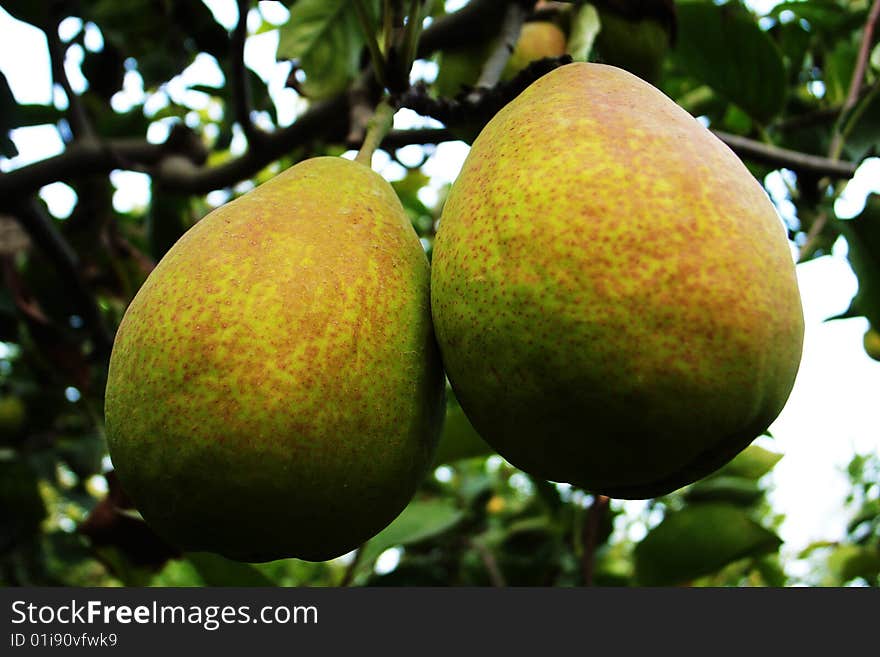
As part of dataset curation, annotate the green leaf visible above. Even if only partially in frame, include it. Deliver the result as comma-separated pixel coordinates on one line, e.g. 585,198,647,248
836,195,880,328
568,3,601,62
685,476,764,506
842,84,880,162
277,0,366,99
826,544,880,584
716,445,783,480
673,1,786,122
185,552,277,586
358,498,464,569
823,40,858,106
634,504,782,586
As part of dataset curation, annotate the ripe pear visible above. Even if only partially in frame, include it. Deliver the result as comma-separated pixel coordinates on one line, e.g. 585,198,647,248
501,22,567,81
431,63,804,499
864,326,880,361
105,156,445,562
435,22,567,99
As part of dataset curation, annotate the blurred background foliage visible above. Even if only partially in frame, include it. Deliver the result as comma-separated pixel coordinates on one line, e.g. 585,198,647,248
0,0,878,587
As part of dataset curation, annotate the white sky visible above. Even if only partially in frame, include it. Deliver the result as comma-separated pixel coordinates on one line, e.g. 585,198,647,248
1,1,879,568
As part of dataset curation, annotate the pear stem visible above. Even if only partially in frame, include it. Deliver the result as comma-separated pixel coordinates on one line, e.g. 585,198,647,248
353,0,389,90
355,100,396,166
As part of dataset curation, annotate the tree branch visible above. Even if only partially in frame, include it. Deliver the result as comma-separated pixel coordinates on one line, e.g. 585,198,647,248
417,0,514,57
10,199,113,357
713,131,858,180
581,494,609,586
46,12,93,140
231,0,265,146
468,1,528,100
471,539,506,587
800,0,879,259
828,0,880,160
0,95,350,201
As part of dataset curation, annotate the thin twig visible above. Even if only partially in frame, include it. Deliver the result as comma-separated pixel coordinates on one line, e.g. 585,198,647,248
399,0,424,80
356,100,396,165
354,0,389,89
828,0,880,161
467,2,528,103
232,0,264,145
581,495,609,586
339,548,364,586
45,13,92,140
801,0,880,259
10,199,113,357
472,540,506,587
712,131,858,180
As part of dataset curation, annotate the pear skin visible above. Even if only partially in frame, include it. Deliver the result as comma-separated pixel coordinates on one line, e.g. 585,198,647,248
431,63,804,499
105,157,445,561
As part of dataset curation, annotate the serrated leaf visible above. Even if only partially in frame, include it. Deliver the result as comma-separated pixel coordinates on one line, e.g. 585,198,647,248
674,2,786,122
277,0,367,99
836,195,880,327
634,504,782,586
716,445,783,480
568,3,601,62
185,552,277,586
358,499,464,569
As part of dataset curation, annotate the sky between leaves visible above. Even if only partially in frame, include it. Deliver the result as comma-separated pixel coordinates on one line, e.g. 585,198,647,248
0,0,879,575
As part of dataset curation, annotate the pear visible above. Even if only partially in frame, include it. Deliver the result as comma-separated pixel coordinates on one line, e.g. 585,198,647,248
431,63,804,499
105,157,445,562
864,326,880,361
501,22,567,81
435,21,567,99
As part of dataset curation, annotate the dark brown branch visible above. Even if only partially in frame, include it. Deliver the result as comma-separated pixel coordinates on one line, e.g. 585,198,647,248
417,0,513,57
231,0,265,145
46,12,92,140
378,127,454,150
0,95,349,201
828,0,880,160
712,131,858,180
399,56,572,131
151,95,350,194
10,199,113,357
471,539,506,587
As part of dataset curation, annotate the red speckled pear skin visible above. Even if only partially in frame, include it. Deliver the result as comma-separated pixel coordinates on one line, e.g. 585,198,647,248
431,63,805,499
105,157,445,562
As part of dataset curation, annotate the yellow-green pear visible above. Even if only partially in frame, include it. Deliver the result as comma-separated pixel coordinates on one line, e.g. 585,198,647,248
435,21,567,99
501,22,568,80
105,157,445,562
431,63,804,499
864,326,880,361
